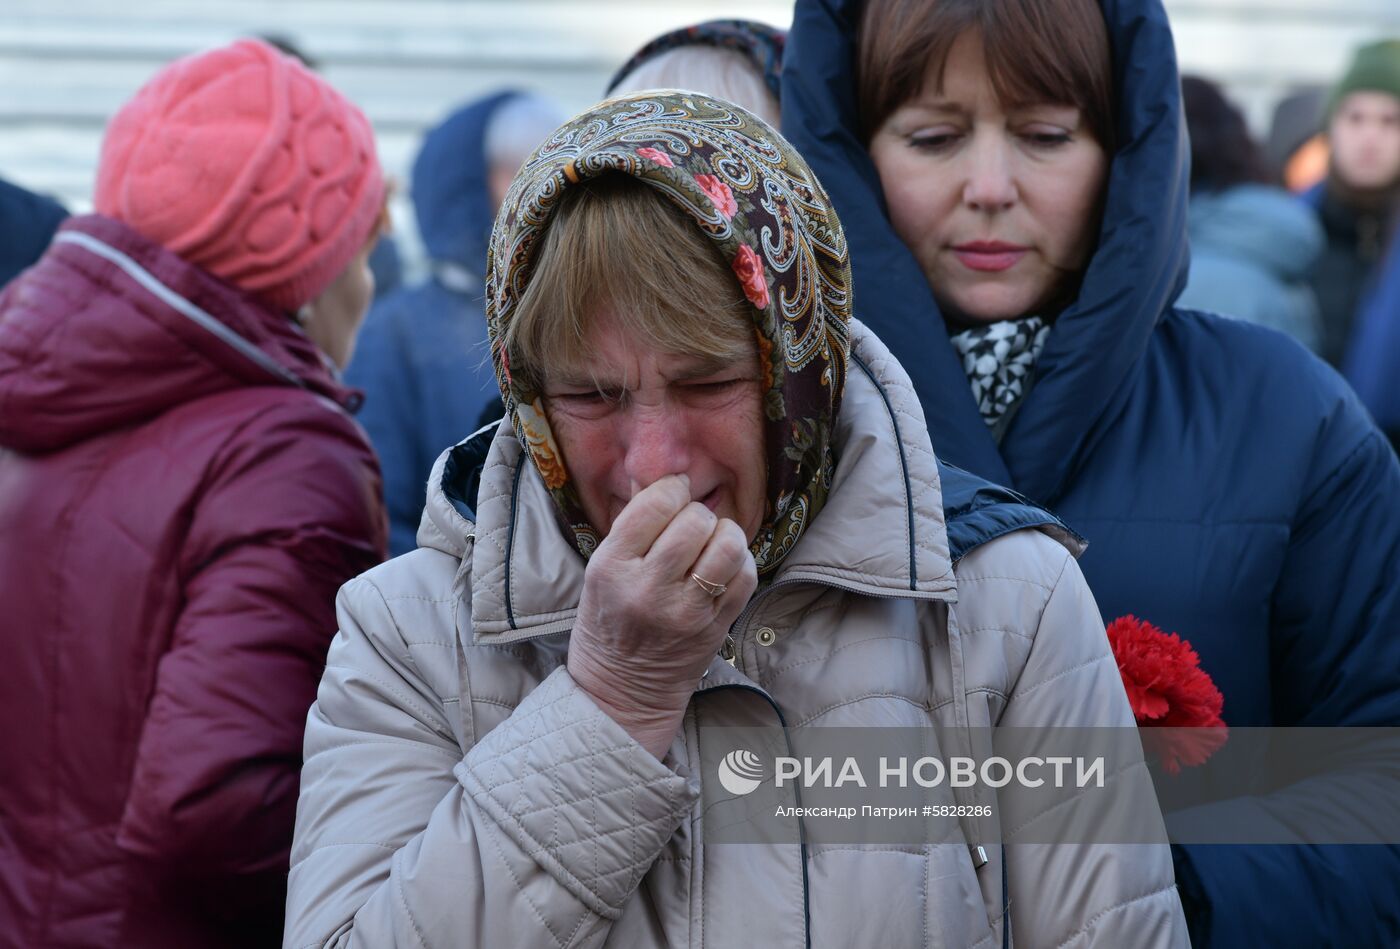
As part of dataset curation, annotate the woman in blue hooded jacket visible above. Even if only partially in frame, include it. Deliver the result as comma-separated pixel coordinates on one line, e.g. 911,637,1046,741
783,0,1400,945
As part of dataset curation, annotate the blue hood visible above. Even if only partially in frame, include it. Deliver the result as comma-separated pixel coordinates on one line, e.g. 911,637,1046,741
782,0,1190,504
411,90,523,277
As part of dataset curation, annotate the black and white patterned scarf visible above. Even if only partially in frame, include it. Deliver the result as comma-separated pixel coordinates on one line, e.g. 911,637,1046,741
948,317,1051,438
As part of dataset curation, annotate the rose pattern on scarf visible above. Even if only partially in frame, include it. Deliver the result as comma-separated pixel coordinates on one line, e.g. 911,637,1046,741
486,91,851,575
732,244,770,309
635,146,673,167
695,174,738,219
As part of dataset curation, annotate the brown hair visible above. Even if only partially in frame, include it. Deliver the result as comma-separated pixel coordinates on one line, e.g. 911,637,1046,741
502,173,752,390
855,0,1116,150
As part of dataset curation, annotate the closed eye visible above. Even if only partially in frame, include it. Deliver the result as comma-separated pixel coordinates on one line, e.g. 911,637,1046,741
687,379,744,392
555,389,618,402
677,377,754,406
909,133,959,152
547,389,623,417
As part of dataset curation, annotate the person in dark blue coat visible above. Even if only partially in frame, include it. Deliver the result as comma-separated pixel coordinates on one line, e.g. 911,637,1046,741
0,176,67,289
1301,39,1400,373
1303,39,1400,452
783,0,1400,944
347,91,563,555
1341,228,1400,451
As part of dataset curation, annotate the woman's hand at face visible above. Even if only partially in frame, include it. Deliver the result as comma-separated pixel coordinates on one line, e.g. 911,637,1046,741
566,473,758,758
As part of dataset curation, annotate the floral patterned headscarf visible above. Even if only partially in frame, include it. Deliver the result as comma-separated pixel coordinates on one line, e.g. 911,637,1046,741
485,91,851,576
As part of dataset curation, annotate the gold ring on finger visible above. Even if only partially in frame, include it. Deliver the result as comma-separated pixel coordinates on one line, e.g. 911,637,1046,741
690,573,727,598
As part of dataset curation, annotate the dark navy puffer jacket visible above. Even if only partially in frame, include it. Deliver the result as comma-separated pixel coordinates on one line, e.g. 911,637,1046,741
0,215,386,947
0,176,67,288
784,0,1400,945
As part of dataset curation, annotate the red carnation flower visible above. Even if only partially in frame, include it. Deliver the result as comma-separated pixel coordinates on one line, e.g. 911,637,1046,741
1106,615,1227,775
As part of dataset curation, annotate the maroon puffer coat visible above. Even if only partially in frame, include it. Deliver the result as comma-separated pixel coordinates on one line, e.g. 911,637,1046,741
0,215,387,947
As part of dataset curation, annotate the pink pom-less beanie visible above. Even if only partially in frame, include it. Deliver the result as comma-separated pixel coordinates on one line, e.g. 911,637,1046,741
95,39,385,312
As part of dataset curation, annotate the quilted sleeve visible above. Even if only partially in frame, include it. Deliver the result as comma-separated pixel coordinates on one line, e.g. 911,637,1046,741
285,575,699,949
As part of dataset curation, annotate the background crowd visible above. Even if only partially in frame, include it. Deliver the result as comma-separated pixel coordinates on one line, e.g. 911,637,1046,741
0,0,1398,946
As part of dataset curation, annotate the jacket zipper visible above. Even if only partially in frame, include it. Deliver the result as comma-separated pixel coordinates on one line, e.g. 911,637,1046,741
697,681,813,949
477,571,989,928
721,574,995,903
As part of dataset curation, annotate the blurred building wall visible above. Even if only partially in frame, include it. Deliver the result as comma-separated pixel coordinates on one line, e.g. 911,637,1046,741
2,0,1397,265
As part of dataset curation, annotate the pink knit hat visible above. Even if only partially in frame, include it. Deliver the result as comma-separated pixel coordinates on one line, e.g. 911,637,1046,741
95,39,385,312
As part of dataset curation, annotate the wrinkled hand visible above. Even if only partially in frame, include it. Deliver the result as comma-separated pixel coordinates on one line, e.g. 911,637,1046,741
567,474,758,758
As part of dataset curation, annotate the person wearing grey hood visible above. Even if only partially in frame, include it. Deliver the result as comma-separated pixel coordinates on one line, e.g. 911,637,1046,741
1177,75,1324,351
347,90,564,555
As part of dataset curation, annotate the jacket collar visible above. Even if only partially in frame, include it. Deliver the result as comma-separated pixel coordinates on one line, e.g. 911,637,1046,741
419,321,958,647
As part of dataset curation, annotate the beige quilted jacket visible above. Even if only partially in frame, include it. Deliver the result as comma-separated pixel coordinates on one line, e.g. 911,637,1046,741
286,323,1189,948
